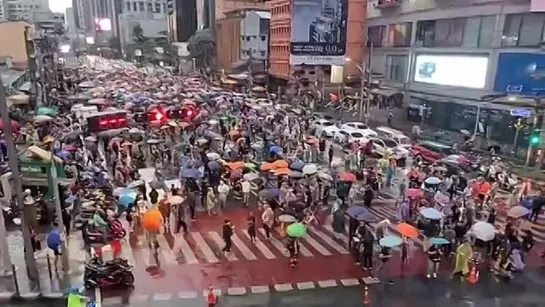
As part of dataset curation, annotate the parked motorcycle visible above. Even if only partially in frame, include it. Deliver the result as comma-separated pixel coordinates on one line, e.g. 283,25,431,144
84,257,134,289
82,219,126,244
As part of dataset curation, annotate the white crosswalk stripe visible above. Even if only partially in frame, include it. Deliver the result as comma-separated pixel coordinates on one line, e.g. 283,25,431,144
208,232,237,261
190,232,219,263
258,228,290,257
156,235,178,266
300,233,332,256
231,234,257,260
172,234,199,264
243,230,276,259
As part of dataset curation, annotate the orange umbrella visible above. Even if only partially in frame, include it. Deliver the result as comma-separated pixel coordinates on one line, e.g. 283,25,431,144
260,162,274,171
339,171,356,182
396,223,419,239
142,208,163,232
273,168,290,176
271,160,288,169
226,161,246,170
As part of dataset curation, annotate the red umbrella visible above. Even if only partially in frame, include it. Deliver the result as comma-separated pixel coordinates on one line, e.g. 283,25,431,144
64,144,77,151
0,119,19,132
339,171,356,182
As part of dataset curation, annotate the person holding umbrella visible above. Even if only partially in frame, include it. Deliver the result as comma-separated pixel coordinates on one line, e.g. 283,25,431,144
426,242,442,279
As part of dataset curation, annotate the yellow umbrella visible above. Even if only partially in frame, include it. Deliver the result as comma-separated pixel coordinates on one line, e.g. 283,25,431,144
251,86,266,92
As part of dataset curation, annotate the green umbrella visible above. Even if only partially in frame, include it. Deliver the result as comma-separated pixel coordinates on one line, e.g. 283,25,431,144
286,223,306,238
36,106,57,117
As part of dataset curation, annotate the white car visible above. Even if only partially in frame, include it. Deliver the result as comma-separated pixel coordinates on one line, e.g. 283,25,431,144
314,119,339,138
334,129,369,144
341,122,378,138
370,138,410,158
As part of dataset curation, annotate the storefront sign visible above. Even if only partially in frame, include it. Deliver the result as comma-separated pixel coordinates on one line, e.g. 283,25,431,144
289,0,348,65
531,0,545,12
494,53,545,95
20,164,47,178
413,54,489,89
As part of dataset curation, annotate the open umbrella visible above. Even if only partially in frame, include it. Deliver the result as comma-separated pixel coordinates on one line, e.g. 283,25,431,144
55,150,71,159
226,161,246,170
142,208,163,232
259,188,280,199
243,173,260,181
208,161,221,170
420,207,443,220
339,171,356,182
168,195,185,205
317,172,333,181
181,168,203,179
119,191,137,206
407,188,423,198
290,160,305,171
113,187,129,197
429,237,450,245
379,236,403,248
286,223,306,238
272,160,289,169
354,211,377,223
396,223,419,239
273,168,290,176
206,152,220,160
470,221,496,241
302,164,318,175
34,115,53,123
288,171,304,178
278,214,297,223
0,118,19,131
507,206,530,218
269,145,283,155
346,206,368,219
127,180,145,189
149,180,163,190
260,162,274,171
424,177,441,185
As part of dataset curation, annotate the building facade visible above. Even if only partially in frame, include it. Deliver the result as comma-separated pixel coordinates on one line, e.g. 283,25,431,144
216,0,268,20
88,0,122,37
3,0,48,20
366,0,545,148
73,0,94,32
65,8,77,36
0,20,31,64
240,11,270,63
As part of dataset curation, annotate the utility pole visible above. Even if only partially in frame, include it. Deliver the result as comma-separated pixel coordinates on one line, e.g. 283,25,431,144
49,147,69,272
0,78,40,284
364,40,373,125
24,26,38,107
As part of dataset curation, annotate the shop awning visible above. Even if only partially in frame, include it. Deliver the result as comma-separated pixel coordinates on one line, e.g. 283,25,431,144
371,88,404,98
21,176,74,187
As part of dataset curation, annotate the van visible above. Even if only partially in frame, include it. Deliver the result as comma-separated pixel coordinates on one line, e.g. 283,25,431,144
375,126,412,148
71,104,98,120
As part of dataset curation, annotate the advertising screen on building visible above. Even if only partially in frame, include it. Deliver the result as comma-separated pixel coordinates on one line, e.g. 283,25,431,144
290,0,348,65
494,53,545,95
414,55,488,89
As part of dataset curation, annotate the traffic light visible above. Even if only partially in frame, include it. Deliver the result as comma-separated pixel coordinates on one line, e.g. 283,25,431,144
530,134,541,145
87,111,128,133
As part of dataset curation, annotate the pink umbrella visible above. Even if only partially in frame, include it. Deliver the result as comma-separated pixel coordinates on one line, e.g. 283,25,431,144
407,188,423,198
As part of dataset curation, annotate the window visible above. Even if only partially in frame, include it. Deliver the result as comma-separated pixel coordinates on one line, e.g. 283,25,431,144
155,2,161,12
368,26,386,47
462,17,480,48
385,22,412,47
435,18,465,47
139,1,145,11
259,18,269,35
502,13,545,47
147,2,152,12
386,55,407,82
463,16,495,48
478,16,495,48
415,20,436,47
126,1,131,11
133,2,137,11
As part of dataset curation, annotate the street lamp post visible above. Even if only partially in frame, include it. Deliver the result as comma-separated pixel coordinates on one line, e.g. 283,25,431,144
346,57,368,123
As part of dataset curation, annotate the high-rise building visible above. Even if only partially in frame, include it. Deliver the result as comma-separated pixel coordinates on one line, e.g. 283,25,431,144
65,7,76,35
3,0,48,20
73,0,93,32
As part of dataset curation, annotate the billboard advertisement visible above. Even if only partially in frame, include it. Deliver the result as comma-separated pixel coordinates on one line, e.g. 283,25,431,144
290,0,348,65
413,54,489,89
494,53,545,95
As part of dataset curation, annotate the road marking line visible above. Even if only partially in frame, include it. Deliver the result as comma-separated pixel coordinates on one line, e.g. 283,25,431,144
178,291,198,299
258,228,288,257
202,289,222,297
94,287,102,307
137,235,153,267
274,283,293,292
243,230,276,259
251,285,270,293
172,234,199,264
153,293,173,300
155,235,178,266
67,235,86,262
296,240,314,257
323,225,349,246
318,280,338,288
131,294,150,302
208,232,238,261
227,287,247,295
301,233,332,256
231,233,258,260
296,281,315,290
190,232,219,263
340,278,360,286
308,227,348,254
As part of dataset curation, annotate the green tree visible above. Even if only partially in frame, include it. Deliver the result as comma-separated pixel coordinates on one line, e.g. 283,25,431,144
186,28,216,70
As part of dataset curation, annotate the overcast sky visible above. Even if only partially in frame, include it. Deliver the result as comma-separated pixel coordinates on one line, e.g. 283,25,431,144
49,0,71,13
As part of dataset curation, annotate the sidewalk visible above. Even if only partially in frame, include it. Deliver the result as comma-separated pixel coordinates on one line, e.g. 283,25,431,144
0,231,89,301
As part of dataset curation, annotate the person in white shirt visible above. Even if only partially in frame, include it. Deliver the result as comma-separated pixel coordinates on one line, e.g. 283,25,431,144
241,179,251,206
217,181,230,209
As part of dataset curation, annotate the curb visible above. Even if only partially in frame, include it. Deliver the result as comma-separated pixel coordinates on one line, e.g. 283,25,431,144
100,278,369,305
0,291,67,302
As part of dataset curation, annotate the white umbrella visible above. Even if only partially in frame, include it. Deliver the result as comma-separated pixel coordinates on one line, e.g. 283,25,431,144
470,221,496,242
424,177,441,185
84,136,97,142
147,139,160,144
34,115,53,123
243,173,260,181
129,127,144,134
113,187,127,197
168,195,185,205
206,152,220,160
127,180,145,189
302,164,318,175
317,172,333,181
507,206,530,219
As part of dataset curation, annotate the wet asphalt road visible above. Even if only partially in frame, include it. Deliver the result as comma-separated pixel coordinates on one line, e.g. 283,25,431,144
6,267,545,307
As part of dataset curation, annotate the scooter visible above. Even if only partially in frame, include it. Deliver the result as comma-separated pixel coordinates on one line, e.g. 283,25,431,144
83,219,126,244
84,257,134,289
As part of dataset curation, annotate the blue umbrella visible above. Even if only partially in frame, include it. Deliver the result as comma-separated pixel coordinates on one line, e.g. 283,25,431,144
65,195,77,203
520,198,533,209
55,150,71,159
379,236,403,248
269,145,282,155
420,207,443,220
346,206,368,219
429,237,450,245
181,168,203,179
258,188,280,199
290,160,305,171
354,211,377,223
119,192,137,207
